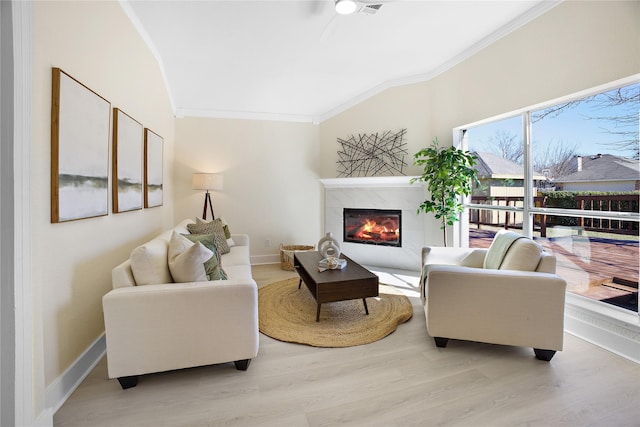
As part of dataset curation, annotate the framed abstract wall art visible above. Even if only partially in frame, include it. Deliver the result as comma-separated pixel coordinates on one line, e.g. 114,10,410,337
112,108,144,213
144,128,163,208
51,68,111,223
336,129,408,177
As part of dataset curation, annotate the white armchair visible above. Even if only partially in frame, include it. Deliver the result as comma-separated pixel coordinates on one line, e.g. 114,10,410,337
420,230,567,361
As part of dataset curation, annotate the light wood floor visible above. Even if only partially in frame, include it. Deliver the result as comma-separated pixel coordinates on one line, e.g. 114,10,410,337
54,264,640,427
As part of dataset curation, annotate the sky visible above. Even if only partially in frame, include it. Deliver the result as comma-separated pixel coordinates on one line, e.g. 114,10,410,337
466,82,639,160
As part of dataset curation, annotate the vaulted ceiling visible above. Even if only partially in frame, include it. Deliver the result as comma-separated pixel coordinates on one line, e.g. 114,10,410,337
122,0,559,123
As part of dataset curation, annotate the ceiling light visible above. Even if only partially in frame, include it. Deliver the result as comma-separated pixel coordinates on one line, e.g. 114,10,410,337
335,0,357,15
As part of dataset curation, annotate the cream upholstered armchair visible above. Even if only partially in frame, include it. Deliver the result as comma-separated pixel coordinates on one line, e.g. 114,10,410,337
420,230,567,361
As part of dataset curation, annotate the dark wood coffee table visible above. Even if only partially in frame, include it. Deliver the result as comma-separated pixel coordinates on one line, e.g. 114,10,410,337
294,251,379,322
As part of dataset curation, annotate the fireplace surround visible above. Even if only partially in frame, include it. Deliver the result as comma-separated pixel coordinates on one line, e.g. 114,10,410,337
320,176,428,270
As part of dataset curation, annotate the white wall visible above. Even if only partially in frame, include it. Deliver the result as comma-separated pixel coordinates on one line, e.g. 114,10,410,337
174,117,322,262
320,81,430,179
32,0,175,415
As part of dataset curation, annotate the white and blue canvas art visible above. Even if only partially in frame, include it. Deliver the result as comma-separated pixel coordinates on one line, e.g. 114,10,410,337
51,68,111,223
113,108,143,213
144,129,163,208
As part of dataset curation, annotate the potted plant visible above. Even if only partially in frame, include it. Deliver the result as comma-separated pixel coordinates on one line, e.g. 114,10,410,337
410,137,479,246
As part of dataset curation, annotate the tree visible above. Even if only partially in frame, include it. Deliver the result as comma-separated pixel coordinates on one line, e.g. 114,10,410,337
486,130,523,164
532,84,639,159
587,86,639,159
411,138,479,246
533,140,580,180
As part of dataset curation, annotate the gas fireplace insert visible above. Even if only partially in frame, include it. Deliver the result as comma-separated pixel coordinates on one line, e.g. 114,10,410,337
343,208,401,247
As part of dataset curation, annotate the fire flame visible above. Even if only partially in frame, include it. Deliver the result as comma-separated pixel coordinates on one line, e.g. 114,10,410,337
355,219,399,241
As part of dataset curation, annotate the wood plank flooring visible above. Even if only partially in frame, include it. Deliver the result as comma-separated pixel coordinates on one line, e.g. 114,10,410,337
53,264,640,427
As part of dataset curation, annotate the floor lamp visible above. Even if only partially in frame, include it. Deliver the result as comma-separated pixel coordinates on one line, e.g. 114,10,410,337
192,173,223,220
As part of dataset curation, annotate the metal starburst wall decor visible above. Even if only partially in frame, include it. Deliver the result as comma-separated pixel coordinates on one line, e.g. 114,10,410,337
336,129,408,177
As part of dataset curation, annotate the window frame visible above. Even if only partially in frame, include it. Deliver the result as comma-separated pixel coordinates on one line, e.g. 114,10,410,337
455,75,640,250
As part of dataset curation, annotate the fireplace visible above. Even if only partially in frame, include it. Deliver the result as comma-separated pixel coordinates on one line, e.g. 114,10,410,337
343,208,401,247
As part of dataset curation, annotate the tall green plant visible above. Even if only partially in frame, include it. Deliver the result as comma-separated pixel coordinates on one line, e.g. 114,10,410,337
410,137,479,246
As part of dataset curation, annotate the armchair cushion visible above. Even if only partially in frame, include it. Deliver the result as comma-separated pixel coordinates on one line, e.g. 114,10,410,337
483,230,523,269
500,238,543,271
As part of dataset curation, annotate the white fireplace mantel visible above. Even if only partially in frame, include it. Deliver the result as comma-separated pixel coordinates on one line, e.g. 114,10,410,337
319,176,421,189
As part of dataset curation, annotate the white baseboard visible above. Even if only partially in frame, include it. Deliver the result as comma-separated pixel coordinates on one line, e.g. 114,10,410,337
45,334,106,416
250,254,280,265
564,293,640,364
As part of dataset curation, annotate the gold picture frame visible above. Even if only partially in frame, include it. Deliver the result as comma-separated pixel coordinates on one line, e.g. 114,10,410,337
144,128,163,208
51,68,111,223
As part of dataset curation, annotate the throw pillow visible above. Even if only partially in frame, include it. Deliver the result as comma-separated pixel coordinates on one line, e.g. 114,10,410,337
483,230,523,269
217,217,232,239
500,238,543,271
196,217,235,247
168,232,212,283
130,238,173,285
188,218,231,254
182,233,228,280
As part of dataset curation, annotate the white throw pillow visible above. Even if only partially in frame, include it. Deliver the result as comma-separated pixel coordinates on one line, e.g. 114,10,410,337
500,238,543,271
130,238,173,285
168,231,213,283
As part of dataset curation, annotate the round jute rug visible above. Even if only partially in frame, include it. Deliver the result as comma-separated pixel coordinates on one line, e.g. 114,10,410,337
258,277,413,348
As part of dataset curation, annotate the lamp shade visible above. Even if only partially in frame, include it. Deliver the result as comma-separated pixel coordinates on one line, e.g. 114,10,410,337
192,173,223,191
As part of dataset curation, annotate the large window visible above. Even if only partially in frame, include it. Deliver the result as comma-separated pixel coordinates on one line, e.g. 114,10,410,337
462,80,639,314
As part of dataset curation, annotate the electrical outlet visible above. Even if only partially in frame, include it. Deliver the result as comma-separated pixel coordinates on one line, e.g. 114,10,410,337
265,239,271,248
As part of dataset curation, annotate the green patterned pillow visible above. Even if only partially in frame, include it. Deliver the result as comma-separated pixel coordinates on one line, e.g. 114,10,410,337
187,218,231,254
196,217,235,246
181,233,228,280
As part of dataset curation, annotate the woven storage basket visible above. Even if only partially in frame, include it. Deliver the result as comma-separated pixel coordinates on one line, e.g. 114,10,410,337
280,244,315,271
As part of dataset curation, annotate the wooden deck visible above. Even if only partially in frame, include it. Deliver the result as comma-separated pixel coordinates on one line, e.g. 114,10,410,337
470,229,639,308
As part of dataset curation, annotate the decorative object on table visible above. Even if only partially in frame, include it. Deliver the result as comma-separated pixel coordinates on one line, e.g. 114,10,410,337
410,137,479,246
336,129,407,177
144,128,164,208
191,173,223,220
112,108,143,213
318,256,347,272
258,277,412,348
279,244,315,271
318,232,341,258
50,67,111,223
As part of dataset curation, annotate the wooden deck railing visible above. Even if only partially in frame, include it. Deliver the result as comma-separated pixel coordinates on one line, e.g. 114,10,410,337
470,194,639,237
575,194,639,235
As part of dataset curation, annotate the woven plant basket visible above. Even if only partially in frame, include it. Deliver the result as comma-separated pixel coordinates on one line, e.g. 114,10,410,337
280,244,315,271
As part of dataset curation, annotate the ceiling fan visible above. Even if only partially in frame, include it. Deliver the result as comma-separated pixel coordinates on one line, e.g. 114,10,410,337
320,0,392,41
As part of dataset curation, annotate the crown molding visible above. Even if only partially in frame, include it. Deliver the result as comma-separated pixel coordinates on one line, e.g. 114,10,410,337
175,107,317,124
